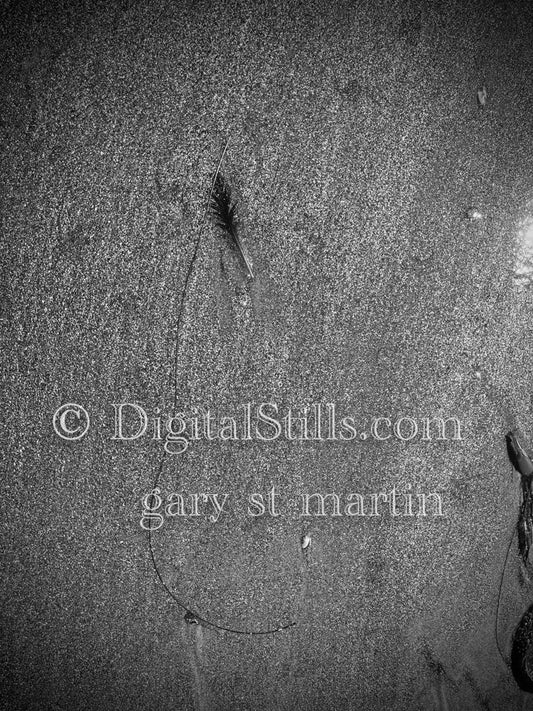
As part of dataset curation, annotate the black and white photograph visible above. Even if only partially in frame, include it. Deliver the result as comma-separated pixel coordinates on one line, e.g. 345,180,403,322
2,0,533,708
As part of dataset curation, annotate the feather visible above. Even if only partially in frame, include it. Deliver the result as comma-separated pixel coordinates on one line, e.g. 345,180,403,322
209,173,254,279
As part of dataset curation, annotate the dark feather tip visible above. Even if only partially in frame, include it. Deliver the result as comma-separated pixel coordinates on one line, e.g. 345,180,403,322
208,172,254,279
209,173,237,233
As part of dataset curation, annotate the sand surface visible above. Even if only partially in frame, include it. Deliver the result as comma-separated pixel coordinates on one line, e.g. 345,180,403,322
2,0,533,708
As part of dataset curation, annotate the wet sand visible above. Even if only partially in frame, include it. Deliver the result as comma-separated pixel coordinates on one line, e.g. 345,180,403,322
2,0,533,708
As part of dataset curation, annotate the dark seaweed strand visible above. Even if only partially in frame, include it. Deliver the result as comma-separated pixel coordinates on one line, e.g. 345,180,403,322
147,140,295,636
496,436,533,666
495,461,527,666
495,521,516,666
511,603,533,692
518,477,533,564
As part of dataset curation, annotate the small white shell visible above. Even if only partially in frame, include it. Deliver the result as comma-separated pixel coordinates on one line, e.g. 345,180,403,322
466,208,484,221
301,534,311,550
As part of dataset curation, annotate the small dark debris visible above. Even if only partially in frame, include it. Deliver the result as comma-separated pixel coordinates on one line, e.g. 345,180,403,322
184,610,199,625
